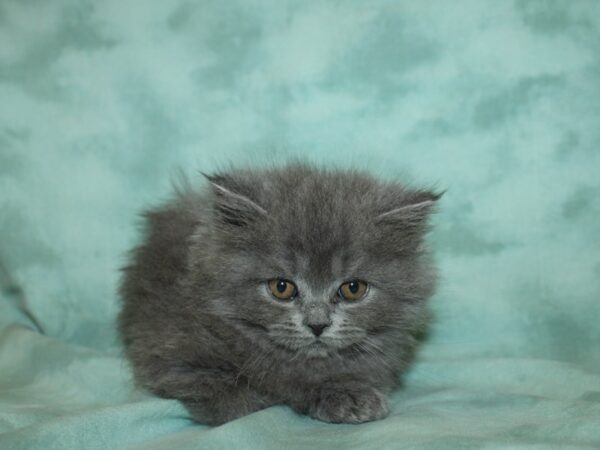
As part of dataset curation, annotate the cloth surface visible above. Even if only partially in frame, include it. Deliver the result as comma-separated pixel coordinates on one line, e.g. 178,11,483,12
1,1,600,448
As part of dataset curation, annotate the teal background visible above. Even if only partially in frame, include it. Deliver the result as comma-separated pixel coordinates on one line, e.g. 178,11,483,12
1,1,600,448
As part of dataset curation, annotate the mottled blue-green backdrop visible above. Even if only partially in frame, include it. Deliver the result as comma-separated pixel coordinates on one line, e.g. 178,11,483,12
1,1,599,449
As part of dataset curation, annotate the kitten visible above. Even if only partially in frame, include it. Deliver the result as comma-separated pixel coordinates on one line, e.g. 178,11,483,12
118,162,441,425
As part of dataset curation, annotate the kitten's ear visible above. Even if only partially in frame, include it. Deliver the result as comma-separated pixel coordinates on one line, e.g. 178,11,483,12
201,172,267,228
374,188,443,237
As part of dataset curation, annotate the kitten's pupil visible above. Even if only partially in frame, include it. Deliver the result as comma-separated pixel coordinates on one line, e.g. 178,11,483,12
277,280,287,293
349,281,359,293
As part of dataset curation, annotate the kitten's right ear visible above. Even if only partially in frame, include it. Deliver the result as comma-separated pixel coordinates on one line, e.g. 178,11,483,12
201,172,267,228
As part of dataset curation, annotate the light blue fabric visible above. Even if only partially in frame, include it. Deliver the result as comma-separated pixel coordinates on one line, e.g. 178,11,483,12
1,1,600,448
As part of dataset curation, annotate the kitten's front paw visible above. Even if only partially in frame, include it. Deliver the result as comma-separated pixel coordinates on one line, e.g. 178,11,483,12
310,385,390,424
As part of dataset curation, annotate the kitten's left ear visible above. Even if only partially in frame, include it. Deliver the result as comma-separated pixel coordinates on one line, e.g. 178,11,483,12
201,172,268,228
374,189,444,233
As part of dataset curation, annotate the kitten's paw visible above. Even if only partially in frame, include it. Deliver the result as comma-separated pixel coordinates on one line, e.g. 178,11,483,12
310,385,390,424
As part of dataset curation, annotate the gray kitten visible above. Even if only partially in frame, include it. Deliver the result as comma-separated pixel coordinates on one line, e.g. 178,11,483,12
118,162,441,425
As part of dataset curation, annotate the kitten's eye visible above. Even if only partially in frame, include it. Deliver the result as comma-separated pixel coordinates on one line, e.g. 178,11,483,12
338,280,368,301
268,279,298,300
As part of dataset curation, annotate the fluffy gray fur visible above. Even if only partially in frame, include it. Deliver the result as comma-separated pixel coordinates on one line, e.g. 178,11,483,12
118,162,441,425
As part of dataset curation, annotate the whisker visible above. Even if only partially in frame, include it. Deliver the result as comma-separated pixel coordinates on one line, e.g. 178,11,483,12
269,332,306,339
337,326,365,333
236,349,271,387
359,338,395,372
269,325,298,332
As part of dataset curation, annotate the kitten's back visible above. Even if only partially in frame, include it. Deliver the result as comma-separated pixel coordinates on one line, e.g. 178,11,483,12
118,192,202,343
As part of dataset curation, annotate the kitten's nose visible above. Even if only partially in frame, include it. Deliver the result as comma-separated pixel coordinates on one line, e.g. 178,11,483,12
307,323,329,337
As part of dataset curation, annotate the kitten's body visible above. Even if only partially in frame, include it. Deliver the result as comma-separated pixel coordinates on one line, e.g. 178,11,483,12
118,162,440,425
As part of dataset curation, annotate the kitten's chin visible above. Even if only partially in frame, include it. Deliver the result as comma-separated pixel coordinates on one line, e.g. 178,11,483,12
272,339,333,359
301,341,330,359
291,337,364,359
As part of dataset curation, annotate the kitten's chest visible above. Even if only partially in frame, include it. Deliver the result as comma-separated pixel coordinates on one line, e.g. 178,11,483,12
242,350,382,389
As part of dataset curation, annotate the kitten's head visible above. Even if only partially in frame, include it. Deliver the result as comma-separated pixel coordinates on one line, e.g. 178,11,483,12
192,162,441,359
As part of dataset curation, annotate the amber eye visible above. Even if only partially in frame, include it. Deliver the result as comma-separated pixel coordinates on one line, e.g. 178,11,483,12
268,279,298,300
338,280,368,301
